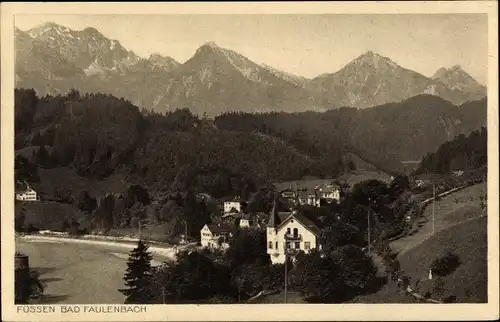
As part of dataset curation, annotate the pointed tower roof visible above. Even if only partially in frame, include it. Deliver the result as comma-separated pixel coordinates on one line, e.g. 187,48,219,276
267,198,280,228
267,196,292,228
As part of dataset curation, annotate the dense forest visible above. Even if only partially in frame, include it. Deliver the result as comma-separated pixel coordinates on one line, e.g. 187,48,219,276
15,88,325,196
214,95,487,171
16,90,486,194
415,126,487,175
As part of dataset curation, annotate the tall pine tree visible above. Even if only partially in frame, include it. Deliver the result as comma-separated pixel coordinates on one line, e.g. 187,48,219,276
119,240,154,304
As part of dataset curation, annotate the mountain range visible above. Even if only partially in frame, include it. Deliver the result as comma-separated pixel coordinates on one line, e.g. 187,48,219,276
15,22,487,116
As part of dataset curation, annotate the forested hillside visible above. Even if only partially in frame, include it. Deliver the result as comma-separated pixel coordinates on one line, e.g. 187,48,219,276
16,89,487,196
14,88,346,198
215,95,487,166
415,126,487,175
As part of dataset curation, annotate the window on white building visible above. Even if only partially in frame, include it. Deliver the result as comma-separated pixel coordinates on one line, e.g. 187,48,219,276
295,242,300,249
305,242,311,250
268,241,273,249
286,241,291,249
275,241,278,249
286,228,291,235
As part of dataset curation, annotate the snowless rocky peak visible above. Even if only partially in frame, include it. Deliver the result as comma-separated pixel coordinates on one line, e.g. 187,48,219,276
196,41,223,55
204,41,220,49
433,65,467,77
431,64,486,95
351,51,399,69
28,22,71,38
431,65,475,83
147,53,179,70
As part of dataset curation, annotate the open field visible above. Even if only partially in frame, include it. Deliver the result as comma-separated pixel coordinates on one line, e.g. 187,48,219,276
16,201,89,231
352,216,487,303
35,167,128,198
16,199,186,243
16,200,185,244
399,216,487,302
274,170,392,192
351,183,487,303
391,182,485,255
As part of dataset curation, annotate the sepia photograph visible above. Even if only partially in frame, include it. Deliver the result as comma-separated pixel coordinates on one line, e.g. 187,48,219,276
1,2,499,321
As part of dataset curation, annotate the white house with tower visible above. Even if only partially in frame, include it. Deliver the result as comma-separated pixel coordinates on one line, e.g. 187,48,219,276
266,200,322,264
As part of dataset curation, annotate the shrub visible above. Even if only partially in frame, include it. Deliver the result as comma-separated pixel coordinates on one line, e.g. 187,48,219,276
430,251,461,276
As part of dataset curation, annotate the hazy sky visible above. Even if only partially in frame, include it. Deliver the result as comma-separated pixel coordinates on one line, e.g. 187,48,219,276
15,14,488,84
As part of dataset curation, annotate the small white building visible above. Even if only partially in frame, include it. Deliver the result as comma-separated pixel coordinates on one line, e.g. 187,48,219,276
315,184,341,203
200,223,233,250
306,194,317,206
280,189,296,200
239,217,251,228
266,202,322,264
15,187,39,201
223,198,246,214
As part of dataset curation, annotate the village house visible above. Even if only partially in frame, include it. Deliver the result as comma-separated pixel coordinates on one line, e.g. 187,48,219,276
223,197,246,215
15,186,39,202
314,183,341,204
280,188,295,200
306,194,318,206
238,214,253,229
200,223,233,250
266,201,322,264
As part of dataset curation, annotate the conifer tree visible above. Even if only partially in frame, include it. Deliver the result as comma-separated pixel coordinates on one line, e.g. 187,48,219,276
119,240,154,304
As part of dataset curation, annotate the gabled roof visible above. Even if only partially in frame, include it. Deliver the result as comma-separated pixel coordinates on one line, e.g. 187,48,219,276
205,223,232,234
276,211,322,236
227,206,240,213
15,187,35,194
